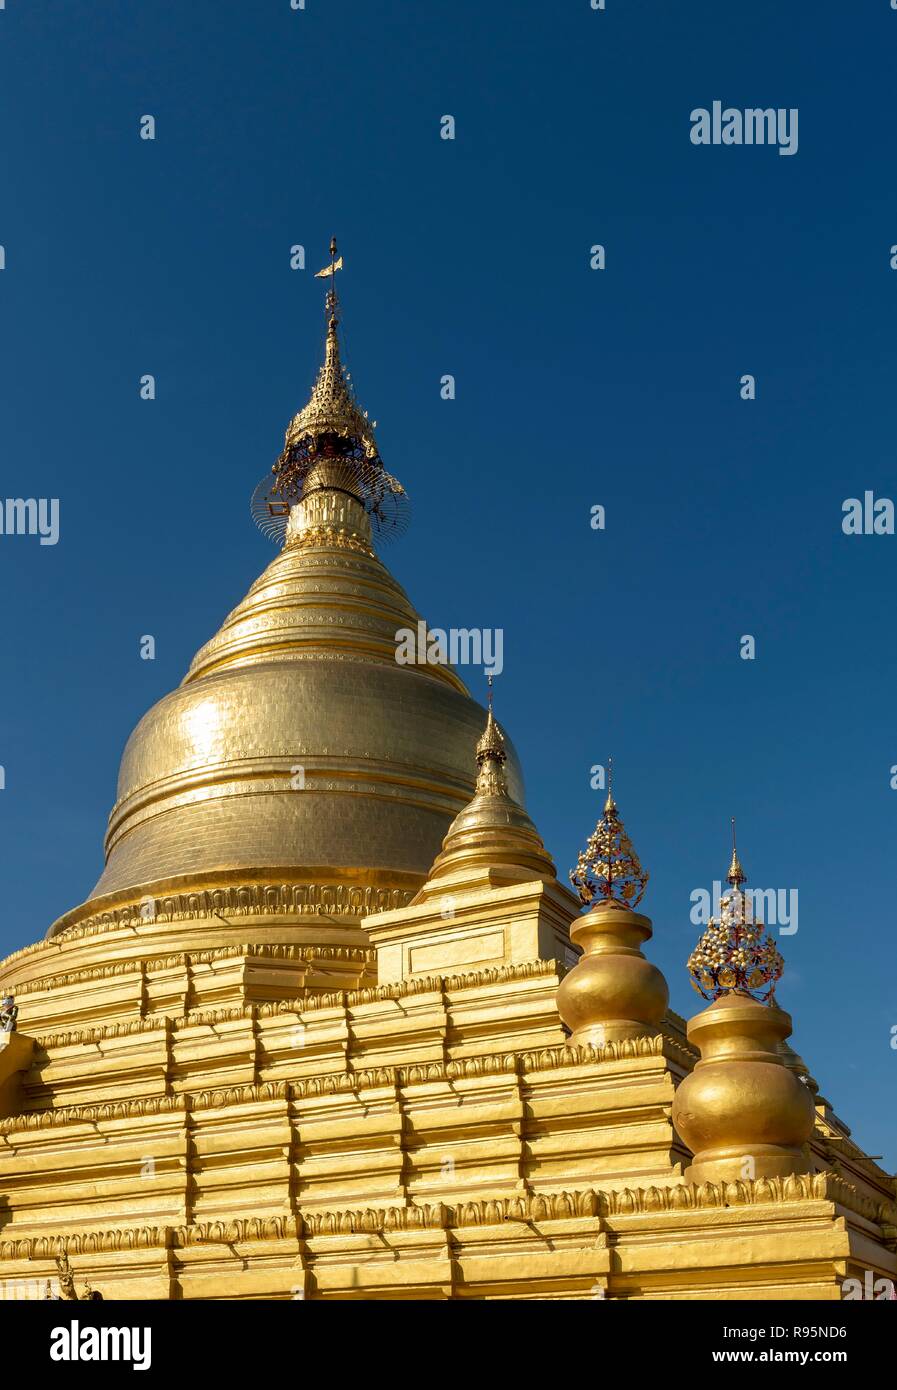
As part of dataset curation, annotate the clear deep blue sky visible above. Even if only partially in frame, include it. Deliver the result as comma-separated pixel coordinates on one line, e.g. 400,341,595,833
1,1,895,1165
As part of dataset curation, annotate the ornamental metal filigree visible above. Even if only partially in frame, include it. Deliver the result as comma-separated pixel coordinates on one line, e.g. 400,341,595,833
687,843,784,1003
569,782,648,909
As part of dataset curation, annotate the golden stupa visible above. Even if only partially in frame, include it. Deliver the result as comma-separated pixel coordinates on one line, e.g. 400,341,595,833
0,254,893,1301
54,272,522,949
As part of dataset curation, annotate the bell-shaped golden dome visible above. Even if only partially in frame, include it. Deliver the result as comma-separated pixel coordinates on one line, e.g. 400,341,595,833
412,691,555,902
48,279,523,938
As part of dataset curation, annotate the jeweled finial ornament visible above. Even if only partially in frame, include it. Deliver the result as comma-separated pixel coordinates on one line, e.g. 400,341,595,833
569,760,649,908
687,822,784,1003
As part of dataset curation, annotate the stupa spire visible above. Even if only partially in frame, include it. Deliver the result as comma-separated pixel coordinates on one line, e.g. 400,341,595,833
412,682,557,901
727,816,746,887
604,755,616,815
474,675,508,795
257,240,408,549
276,238,381,482
319,235,343,319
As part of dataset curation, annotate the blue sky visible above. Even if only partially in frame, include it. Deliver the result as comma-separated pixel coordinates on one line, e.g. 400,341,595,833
1,1,895,1165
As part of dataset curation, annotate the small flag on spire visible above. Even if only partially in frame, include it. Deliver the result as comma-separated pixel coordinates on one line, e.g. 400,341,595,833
314,256,343,278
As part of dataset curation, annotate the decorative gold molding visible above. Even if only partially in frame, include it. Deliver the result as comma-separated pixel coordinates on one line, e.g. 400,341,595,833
10,942,362,998
37,1016,170,1049
191,1081,289,1112
290,1036,677,1098
10,1044,655,1130
175,1215,301,1247
0,1084,293,1135
301,1189,603,1237
285,524,373,555
596,1172,897,1228
0,1229,172,1259
7,907,554,984
64,884,414,936
3,1037,675,1133
25,958,576,1053
1,1174,890,1264
0,884,410,973
0,1094,187,1135
294,957,560,1014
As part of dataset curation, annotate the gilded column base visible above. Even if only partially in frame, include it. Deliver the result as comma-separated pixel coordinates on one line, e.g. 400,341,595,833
557,902,669,1046
673,992,816,1186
